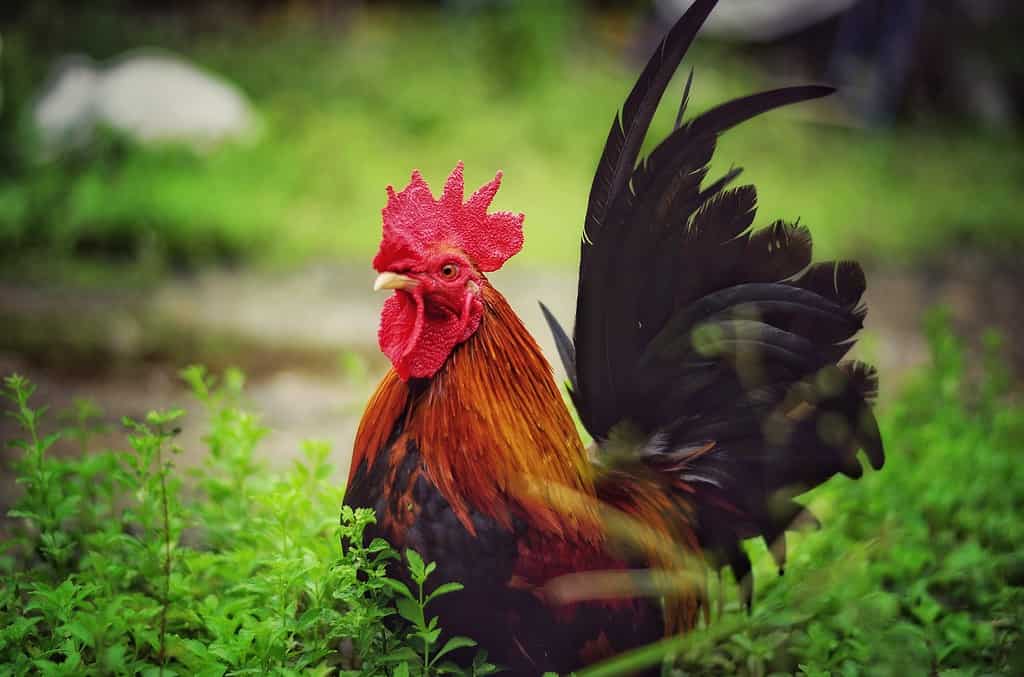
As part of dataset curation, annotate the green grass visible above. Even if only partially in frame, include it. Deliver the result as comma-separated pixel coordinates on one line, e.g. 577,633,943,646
3,7,1023,273
2,318,1022,675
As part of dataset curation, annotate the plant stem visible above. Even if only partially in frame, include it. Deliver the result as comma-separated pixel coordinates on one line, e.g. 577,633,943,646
421,580,430,674
158,432,171,677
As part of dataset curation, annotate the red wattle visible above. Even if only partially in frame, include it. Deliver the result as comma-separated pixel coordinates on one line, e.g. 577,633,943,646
379,289,482,380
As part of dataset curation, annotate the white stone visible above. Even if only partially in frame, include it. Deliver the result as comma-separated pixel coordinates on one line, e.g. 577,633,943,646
34,50,255,150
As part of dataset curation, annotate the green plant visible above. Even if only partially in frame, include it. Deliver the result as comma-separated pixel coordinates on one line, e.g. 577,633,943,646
382,549,497,677
3,318,1022,675
0,368,487,675
4,374,75,575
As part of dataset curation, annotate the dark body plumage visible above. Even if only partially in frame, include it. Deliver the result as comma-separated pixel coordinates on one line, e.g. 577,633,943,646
344,0,884,672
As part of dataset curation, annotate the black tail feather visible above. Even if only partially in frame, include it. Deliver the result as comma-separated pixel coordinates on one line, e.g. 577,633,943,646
673,69,696,131
583,0,719,242
554,0,883,616
539,301,578,394
687,86,835,139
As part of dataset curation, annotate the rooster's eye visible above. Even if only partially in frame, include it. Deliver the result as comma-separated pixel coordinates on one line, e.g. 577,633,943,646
439,263,459,280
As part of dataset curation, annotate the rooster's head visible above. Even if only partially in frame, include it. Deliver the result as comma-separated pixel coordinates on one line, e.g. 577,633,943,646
372,162,524,381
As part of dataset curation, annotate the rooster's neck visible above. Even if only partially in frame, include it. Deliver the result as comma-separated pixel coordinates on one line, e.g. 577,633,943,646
353,283,598,541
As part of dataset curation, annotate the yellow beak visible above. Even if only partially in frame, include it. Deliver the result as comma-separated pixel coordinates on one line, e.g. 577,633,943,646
373,272,418,292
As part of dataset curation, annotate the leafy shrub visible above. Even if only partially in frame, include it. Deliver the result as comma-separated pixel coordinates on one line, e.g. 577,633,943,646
3,319,1022,676
0,367,495,676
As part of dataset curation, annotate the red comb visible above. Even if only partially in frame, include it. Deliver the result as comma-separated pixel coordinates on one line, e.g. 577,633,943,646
373,162,525,273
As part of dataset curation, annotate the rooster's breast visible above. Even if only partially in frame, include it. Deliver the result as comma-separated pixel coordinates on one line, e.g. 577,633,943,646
345,435,520,593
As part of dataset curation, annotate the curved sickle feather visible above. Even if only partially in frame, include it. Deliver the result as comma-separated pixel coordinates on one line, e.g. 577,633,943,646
583,0,719,243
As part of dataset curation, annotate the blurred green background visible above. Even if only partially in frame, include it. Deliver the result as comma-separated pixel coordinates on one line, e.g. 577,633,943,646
1,1,1023,674
3,0,1023,272
2,0,1021,375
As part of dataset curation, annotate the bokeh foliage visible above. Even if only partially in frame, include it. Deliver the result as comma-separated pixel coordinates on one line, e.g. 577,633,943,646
2,5,1022,273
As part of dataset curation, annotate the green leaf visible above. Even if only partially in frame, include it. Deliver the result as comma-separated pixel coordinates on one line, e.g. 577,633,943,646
40,431,62,452
405,549,426,583
146,408,186,426
383,577,415,600
471,650,501,676
367,537,394,553
62,620,94,648
425,582,464,605
102,644,128,673
420,627,441,645
396,597,425,628
380,647,420,664
432,636,477,663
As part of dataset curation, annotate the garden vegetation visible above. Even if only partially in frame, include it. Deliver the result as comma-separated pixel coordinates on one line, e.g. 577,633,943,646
1,317,1022,675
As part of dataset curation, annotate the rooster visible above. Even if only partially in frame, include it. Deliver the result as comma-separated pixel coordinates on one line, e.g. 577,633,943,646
343,0,884,672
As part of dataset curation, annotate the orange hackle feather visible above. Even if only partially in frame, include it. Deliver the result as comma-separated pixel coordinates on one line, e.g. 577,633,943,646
351,371,408,478
353,283,601,542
